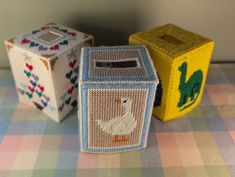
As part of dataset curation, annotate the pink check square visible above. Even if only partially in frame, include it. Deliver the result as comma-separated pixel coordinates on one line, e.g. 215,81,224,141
0,136,23,152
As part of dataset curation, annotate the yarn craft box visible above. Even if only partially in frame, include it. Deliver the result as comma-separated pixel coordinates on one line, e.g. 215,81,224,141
79,46,158,153
129,24,214,121
5,23,93,122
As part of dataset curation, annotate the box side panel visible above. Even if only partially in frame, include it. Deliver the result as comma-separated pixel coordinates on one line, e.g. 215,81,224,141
5,42,59,121
165,41,214,120
129,36,172,121
51,38,93,122
5,40,24,103
80,82,156,153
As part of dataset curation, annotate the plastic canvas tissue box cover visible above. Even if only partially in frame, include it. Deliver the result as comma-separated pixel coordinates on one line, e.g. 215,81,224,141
78,45,159,153
5,23,93,122
129,24,214,121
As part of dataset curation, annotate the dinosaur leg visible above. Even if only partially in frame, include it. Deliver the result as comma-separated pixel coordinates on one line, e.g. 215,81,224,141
191,83,200,101
178,94,186,107
190,92,195,101
178,96,183,107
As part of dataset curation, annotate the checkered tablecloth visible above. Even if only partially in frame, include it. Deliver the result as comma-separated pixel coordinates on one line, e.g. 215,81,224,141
0,64,235,177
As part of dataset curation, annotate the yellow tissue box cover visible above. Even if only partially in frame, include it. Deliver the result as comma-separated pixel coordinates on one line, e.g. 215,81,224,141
129,24,214,121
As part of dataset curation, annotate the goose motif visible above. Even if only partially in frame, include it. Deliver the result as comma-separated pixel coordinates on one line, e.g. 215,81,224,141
96,97,137,142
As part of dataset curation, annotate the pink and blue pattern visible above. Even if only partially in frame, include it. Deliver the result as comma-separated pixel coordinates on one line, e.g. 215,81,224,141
0,63,235,176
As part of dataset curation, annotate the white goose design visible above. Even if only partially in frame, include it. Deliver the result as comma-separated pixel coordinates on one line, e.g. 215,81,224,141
96,97,137,142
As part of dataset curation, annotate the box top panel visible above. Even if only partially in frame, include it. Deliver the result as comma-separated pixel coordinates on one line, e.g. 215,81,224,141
80,45,158,82
130,24,213,57
6,23,92,59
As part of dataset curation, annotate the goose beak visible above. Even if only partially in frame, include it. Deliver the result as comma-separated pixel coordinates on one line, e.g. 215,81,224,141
115,98,121,105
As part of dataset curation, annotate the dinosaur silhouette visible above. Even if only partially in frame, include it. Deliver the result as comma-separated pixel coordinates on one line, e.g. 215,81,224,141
177,62,203,110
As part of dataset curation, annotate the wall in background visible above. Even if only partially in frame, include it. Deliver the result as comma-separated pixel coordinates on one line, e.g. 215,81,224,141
0,0,234,67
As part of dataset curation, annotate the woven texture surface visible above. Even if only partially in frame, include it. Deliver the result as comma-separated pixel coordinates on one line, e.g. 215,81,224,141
5,23,90,58
0,63,235,177
129,24,214,121
5,23,93,122
80,46,157,82
79,46,158,153
129,24,211,58
88,89,147,149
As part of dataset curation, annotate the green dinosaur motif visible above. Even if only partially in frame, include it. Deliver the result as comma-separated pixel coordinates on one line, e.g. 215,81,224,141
177,62,203,110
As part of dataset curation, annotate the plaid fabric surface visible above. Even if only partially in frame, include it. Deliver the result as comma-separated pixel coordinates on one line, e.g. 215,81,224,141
0,63,235,177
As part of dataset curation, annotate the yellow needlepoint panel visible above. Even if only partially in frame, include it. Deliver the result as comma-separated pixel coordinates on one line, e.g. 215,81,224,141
129,24,214,121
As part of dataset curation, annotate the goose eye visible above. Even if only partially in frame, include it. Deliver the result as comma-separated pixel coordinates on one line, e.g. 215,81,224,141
123,100,127,103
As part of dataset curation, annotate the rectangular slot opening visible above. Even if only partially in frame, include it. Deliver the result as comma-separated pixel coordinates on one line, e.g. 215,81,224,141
34,31,63,44
95,58,140,69
160,34,183,45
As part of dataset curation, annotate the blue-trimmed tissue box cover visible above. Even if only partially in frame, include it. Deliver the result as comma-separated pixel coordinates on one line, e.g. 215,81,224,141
79,45,159,153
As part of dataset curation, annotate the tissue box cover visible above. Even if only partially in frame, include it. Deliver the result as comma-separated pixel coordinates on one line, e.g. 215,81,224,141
5,23,93,122
79,45,158,153
129,24,214,121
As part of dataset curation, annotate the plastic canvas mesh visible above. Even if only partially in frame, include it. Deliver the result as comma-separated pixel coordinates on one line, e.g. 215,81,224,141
129,24,214,121
79,45,158,153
